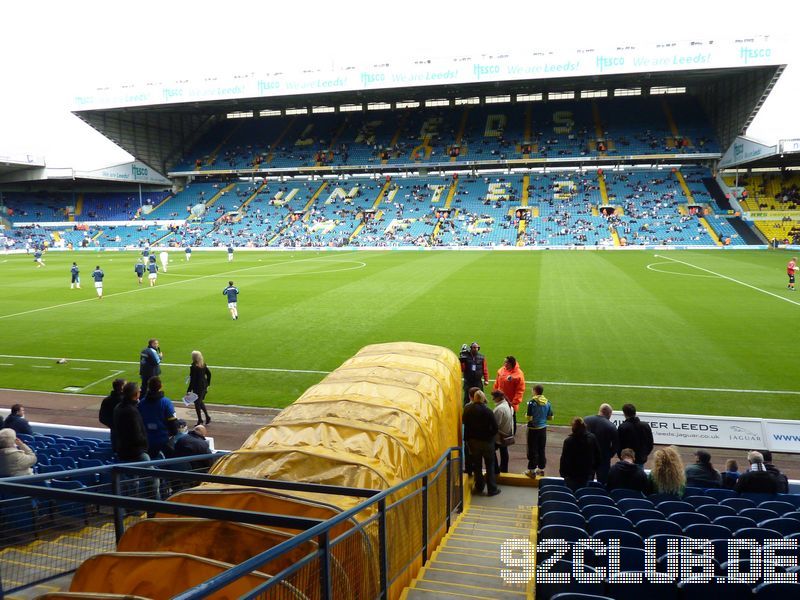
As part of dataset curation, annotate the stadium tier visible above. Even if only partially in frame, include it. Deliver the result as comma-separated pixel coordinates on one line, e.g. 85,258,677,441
2,168,754,249
173,95,720,173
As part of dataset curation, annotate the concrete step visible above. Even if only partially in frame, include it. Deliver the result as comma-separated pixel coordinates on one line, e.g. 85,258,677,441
434,546,504,569
421,565,525,591
411,577,527,599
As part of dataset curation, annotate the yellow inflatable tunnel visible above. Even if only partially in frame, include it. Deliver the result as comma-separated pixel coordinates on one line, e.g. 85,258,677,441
66,342,461,600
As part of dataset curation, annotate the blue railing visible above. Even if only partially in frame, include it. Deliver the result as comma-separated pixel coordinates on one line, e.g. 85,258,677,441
0,447,462,599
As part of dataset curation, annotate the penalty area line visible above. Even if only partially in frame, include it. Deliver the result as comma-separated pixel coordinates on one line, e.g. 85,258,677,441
0,353,798,396
654,253,800,307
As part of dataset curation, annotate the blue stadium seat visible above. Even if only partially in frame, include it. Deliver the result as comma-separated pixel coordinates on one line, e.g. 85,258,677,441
576,487,609,498
581,504,622,519
536,560,604,600
649,493,683,504
697,504,736,520
657,552,723,576
541,500,580,515
616,498,654,512
609,489,645,502
739,508,779,523
636,519,682,538
623,508,665,524
667,512,710,529
759,501,795,516
656,501,694,516
777,494,800,509
48,479,88,521
757,518,800,536
539,478,569,489
753,582,800,598
586,515,633,535
647,534,689,558
540,511,587,530
539,524,589,543
592,529,643,549
605,573,678,600
684,495,717,509
682,486,704,497
50,456,77,471
713,516,757,531
740,492,778,505
783,511,800,522
678,579,752,600
704,489,737,501
541,490,577,504
731,527,782,542
578,495,615,508
551,593,613,600
720,498,756,512
682,523,732,539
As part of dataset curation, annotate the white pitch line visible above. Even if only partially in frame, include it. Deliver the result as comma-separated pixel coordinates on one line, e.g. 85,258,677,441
0,363,13,366
31,365,52,369
0,254,362,321
1,353,799,396
79,370,125,393
0,354,329,375
654,254,800,307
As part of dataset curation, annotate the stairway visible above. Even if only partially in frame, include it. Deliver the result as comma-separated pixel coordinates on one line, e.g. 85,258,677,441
402,485,534,600
703,177,733,212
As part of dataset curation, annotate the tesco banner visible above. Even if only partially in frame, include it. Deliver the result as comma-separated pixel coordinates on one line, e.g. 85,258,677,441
611,411,768,451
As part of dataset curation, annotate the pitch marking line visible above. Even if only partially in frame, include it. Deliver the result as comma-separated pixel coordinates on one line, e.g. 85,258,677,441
80,370,125,392
654,254,800,307
0,254,366,321
1,353,799,396
646,261,716,279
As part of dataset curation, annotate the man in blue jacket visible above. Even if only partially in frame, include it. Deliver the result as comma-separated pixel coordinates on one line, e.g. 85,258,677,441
137,376,178,459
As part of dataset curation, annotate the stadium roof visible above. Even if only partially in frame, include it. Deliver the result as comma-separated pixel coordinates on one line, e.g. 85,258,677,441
0,153,46,182
720,136,800,170
72,36,787,176
0,160,170,187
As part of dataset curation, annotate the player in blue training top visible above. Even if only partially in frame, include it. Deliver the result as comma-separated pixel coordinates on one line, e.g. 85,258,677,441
185,246,192,261
92,265,104,299
34,248,45,268
70,262,81,289
223,280,239,320
147,261,159,287
142,246,150,260
227,245,234,262
134,261,145,285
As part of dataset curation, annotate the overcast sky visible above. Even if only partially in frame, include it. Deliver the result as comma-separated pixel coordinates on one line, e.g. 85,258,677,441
1,0,797,170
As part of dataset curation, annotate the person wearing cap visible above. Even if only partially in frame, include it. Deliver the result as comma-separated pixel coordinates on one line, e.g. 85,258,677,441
460,342,488,405
492,356,525,434
684,449,722,488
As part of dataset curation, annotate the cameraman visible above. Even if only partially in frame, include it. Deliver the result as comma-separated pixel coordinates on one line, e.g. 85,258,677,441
460,342,488,406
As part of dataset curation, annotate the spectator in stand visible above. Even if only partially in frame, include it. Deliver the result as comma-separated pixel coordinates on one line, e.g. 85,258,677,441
165,420,189,458
647,446,686,497
459,342,488,406
98,378,126,429
492,356,525,434
559,417,601,491
174,424,212,471
761,450,789,493
684,449,722,488
3,404,32,435
491,390,513,474
736,451,779,494
112,382,149,463
0,428,37,477
525,385,553,478
583,403,618,484
606,448,648,493
721,459,740,489
617,404,654,466
137,377,179,459
463,390,500,497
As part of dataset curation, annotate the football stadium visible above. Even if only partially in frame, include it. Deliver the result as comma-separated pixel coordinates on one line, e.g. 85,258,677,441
1,22,800,600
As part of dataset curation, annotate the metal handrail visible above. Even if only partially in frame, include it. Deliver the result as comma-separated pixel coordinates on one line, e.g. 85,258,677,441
171,446,462,600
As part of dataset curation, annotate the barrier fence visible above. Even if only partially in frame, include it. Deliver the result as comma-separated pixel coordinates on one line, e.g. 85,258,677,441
0,447,463,600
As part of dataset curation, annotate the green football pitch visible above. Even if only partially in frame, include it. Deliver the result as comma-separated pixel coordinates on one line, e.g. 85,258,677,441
0,249,797,424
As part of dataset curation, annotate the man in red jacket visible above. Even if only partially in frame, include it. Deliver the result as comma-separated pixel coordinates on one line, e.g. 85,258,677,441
493,356,525,434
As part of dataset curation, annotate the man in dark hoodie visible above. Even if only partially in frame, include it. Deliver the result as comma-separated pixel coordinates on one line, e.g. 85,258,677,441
98,378,126,429
761,450,789,493
137,377,179,459
617,404,654,466
112,382,149,462
606,448,648,493
584,403,618,484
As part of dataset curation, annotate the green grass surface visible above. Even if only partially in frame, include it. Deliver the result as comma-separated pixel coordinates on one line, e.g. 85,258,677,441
0,249,797,424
